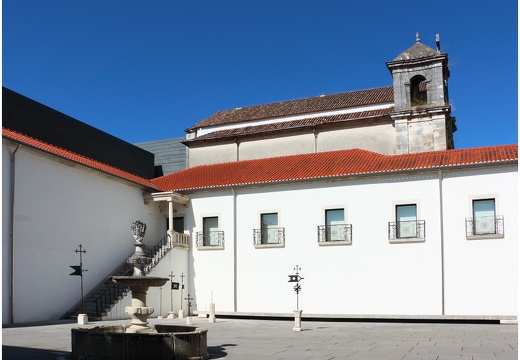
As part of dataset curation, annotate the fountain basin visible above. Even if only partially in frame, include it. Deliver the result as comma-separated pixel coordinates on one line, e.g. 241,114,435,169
71,324,209,360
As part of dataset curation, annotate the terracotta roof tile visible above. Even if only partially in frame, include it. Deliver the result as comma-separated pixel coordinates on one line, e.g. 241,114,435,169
185,109,390,143
3,127,159,189
189,86,394,130
151,145,518,191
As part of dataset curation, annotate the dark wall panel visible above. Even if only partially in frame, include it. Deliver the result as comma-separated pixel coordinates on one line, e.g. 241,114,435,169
3,88,155,179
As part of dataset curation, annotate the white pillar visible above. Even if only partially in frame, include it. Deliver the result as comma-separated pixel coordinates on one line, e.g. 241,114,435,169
293,310,302,332
208,303,216,323
168,200,174,245
77,314,88,325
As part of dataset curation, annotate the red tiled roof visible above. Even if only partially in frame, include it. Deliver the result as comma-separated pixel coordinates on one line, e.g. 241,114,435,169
185,109,390,143
151,145,518,192
189,86,394,130
3,128,159,189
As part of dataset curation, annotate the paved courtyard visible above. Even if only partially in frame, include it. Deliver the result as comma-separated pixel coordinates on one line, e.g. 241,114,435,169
2,317,518,359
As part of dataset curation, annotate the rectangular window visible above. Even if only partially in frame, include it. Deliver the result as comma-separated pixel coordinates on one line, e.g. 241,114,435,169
325,209,345,241
473,199,496,235
396,204,417,238
261,213,279,244
203,217,219,246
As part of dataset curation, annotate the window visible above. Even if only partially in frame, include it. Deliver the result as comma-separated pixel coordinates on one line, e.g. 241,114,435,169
261,213,279,244
466,199,504,238
396,204,417,238
318,209,352,244
254,213,285,246
410,75,427,106
196,217,224,248
389,204,425,241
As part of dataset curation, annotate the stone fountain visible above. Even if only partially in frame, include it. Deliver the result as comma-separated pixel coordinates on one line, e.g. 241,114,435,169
71,220,208,360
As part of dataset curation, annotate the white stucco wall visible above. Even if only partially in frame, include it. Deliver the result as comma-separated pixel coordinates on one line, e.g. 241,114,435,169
317,122,395,155
4,137,515,322
441,166,517,316
239,133,315,161
188,142,237,168
2,142,164,323
184,165,517,318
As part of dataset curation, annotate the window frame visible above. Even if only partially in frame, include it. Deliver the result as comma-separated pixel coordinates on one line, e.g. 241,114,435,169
389,201,425,243
466,195,504,240
318,206,352,246
254,210,284,248
196,214,224,250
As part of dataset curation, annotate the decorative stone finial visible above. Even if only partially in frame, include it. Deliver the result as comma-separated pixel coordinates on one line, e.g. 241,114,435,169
128,220,151,276
131,220,147,244
415,32,420,43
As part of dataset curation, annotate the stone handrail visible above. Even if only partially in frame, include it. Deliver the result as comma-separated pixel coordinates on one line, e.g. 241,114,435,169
170,231,190,247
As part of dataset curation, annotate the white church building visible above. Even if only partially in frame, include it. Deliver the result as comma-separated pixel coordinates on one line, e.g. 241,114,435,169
2,35,517,324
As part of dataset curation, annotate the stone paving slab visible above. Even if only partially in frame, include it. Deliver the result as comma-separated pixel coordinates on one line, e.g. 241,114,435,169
2,317,518,359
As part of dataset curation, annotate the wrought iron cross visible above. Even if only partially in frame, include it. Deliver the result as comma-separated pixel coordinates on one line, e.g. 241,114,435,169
185,293,193,317
288,265,304,310
179,272,185,311
73,244,87,314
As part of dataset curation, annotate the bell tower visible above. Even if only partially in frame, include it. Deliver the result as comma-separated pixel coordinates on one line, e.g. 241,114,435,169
386,33,456,154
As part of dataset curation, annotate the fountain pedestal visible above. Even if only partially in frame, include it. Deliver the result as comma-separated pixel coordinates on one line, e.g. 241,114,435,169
71,220,209,359
110,277,168,333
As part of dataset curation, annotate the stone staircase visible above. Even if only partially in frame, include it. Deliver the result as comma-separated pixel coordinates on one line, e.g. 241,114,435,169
62,234,184,320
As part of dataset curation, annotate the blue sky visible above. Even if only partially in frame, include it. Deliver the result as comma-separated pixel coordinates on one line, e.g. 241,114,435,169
3,1,518,148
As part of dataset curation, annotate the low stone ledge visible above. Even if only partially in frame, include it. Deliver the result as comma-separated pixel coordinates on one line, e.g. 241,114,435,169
71,324,208,360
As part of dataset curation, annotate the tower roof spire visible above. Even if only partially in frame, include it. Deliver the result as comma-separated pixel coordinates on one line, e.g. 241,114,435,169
416,32,420,43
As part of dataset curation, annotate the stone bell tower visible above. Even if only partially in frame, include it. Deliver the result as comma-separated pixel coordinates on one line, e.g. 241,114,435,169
386,33,456,154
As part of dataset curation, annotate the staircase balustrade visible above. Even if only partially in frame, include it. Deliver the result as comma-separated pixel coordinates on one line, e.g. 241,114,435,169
64,232,188,320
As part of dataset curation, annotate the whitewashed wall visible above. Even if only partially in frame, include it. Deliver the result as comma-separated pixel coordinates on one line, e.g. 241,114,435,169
317,122,395,155
185,190,236,313
441,166,517,316
185,166,517,318
2,142,164,323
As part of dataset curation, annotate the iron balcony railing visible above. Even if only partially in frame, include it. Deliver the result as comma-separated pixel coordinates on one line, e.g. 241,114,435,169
388,220,425,240
253,227,285,245
317,224,352,242
196,231,225,247
465,215,504,236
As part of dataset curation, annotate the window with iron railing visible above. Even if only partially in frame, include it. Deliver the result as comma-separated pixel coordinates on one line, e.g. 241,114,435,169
254,213,285,246
466,216,504,237
196,230,225,247
388,220,425,240
389,204,425,241
317,224,352,243
466,198,504,238
253,227,285,245
197,216,224,249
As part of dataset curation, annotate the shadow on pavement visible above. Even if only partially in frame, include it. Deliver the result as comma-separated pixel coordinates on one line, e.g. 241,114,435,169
3,345,70,360
208,343,237,358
